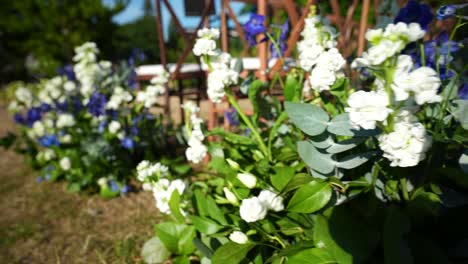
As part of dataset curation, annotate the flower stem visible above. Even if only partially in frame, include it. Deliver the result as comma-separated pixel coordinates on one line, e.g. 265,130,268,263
400,178,409,201
419,43,426,67
265,32,285,67
225,91,269,157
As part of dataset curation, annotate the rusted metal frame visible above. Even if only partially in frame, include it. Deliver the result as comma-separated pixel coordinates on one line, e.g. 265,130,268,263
268,0,314,79
283,0,299,26
330,0,343,32
225,3,250,56
161,0,191,43
358,0,370,55
257,0,268,82
154,0,171,115
170,0,213,79
221,0,229,52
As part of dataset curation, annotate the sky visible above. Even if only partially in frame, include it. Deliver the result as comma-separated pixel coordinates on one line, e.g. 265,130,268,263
103,0,249,40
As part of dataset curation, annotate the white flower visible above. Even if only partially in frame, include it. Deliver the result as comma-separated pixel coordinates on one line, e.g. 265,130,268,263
378,119,432,167
106,86,133,110
37,149,56,162
298,43,324,71
309,66,336,92
229,231,248,244
181,101,200,114
60,134,72,143
258,190,284,212
136,161,169,182
206,67,238,103
15,87,33,106
97,177,107,187
59,157,71,171
197,28,220,39
239,197,267,222
317,48,346,72
185,142,208,164
56,114,76,128
365,28,383,44
237,173,257,189
32,121,45,137
150,70,169,85
152,179,186,215
223,187,238,205
108,120,121,134
407,23,425,41
392,67,441,104
64,81,76,92
345,90,393,130
193,38,218,56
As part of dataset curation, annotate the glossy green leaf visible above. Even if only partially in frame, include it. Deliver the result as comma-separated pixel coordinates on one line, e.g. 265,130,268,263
287,181,332,213
211,242,255,264
141,236,171,264
206,196,227,225
282,173,315,193
155,222,195,255
452,99,468,129
169,190,185,223
285,102,329,136
271,166,296,192
287,248,336,264
328,113,380,137
298,141,336,174
284,74,301,102
191,216,222,235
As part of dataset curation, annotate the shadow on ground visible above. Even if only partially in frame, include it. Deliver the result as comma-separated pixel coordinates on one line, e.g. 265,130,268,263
0,105,161,263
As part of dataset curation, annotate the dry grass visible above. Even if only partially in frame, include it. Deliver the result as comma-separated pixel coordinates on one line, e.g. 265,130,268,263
0,105,162,263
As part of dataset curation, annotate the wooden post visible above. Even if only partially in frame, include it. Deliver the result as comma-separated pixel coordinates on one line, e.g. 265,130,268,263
257,0,267,82
357,0,370,56
154,0,170,116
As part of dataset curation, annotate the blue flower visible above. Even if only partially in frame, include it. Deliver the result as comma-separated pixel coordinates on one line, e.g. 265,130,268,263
36,176,44,183
394,0,433,29
40,103,52,113
109,180,120,192
55,100,69,112
224,107,240,126
57,64,76,81
270,42,287,58
121,137,134,149
98,120,108,134
87,92,107,117
279,21,289,41
106,110,119,120
127,70,138,90
14,113,26,125
121,185,131,194
26,107,42,126
437,3,468,20
130,125,139,136
244,14,267,46
39,134,60,147
459,83,468,100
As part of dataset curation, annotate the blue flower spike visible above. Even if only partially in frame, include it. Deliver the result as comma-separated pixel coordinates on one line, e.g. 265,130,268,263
244,14,267,46
437,3,468,20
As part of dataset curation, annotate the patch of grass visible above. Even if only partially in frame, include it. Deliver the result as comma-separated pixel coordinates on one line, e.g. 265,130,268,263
0,221,38,247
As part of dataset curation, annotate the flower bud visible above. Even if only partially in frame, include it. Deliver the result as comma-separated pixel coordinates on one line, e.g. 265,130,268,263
223,187,238,205
226,158,240,170
237,173,257,189
229,231,248,244
252,150,264,160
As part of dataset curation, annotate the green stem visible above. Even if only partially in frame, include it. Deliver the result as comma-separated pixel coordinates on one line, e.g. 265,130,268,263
446,17,462,72
267,112,288,161
419,43,426,67
225,91,269,157
400,178,409,201
265,32,285,67
383,68,396,132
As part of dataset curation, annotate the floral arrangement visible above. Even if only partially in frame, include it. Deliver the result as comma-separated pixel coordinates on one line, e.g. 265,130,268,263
141,2,467,264
5,43,182,197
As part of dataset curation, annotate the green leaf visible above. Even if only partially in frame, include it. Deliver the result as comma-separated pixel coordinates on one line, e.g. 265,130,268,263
193,237,214,258
383,207,412,264
284,74,301,102
155,222,194,254
313,207,377,264
206,196,227,225
309,133,335,149
287,181,332,213
169,190,185,223
287,248,336,264
337,151,376,169
298,141,336,174
285,102,329,136
459,150,468,173
326,137,366,154
327,114,379,137
271,166,296,192
141,236,171,264
248,80,267,123
282,173,315,193
211,242,255,264
452,99,468,129
194,189,210,217
191,216,222,235
208,128,255,146
173,255,191,264
441,75,459,100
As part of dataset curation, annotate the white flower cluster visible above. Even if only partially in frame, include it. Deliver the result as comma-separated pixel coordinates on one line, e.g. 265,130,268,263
206,53,238,103
239,190,284,223
352,22,425,68
378,115,432,167
136,71,168,108
36,149,56,162
193,28,220,56
38,76,75,105
392,55,441,105
12,87,33,109
106,86,133,110
298,16,345,92
59,157,72,171
73,42,112,99
56,113,76,128
136,160,185,215
345,91,393,130
229,231,248,244
136,160,169,182
183,102,208,164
